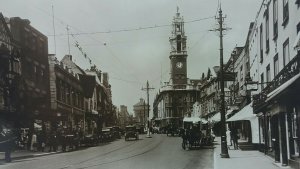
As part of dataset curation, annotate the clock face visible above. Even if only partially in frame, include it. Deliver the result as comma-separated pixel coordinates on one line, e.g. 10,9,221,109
176,62,183,69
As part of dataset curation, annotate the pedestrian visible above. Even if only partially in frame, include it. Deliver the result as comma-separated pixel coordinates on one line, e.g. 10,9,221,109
31,132,37,151
226,128,231,149
231,128,239,150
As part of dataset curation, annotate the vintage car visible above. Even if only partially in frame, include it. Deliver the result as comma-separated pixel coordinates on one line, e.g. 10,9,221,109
124,126,138,141
100,129,113,142
111,126,122,139
80,134,98,147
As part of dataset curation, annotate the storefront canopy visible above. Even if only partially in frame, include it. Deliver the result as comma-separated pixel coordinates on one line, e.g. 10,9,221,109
183,117,208,124
92,110,98,115
183,117,200,123
266,73,300,102
226,102,259,143
210,112,220,122
227,103,256,122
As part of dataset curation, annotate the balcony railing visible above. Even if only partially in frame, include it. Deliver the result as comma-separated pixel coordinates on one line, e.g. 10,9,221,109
253,54,300,113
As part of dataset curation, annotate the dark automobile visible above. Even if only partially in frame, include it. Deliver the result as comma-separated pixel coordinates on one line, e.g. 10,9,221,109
100,129,112,142
61,134,80,151
124,126,138,141
81,134,98,146
111,126,122,139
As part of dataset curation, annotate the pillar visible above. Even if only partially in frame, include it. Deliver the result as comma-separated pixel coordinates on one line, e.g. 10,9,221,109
279,112,288,166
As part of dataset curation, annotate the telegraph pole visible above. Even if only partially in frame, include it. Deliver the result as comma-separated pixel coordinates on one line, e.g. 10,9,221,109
142,80,154,138
210,6,230,158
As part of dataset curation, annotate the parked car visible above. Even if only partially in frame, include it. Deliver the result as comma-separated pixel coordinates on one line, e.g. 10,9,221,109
61,134,80,151
112,126,122,139
81,134,98,146
124,126,139,141
100,129,112,142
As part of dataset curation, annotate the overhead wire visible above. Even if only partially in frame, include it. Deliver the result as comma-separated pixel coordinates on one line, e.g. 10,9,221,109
46,16,215,37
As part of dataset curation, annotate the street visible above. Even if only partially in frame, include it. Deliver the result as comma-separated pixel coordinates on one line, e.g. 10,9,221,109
0,134,213,169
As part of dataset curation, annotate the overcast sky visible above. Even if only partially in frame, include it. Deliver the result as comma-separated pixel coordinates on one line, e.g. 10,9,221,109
1,0,262,114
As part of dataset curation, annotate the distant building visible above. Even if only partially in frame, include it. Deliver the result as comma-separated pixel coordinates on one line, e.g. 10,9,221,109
133,98,149,126
118,105,130,128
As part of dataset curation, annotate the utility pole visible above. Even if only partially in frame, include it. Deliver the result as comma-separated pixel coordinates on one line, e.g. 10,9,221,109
210,5,230,158
142,80,154,138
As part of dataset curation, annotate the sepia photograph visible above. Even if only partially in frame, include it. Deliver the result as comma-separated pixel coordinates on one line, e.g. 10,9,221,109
0,0,299,168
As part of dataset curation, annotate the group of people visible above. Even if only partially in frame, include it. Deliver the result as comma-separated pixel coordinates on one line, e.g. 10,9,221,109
19,130,59,152
226,127,239,150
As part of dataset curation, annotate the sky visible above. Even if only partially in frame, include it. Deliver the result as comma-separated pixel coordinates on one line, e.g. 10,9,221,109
0,0,263,115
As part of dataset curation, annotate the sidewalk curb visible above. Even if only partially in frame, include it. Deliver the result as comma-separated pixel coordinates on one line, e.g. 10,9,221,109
1,151,63,161
16,151,63,160
213,148,218,169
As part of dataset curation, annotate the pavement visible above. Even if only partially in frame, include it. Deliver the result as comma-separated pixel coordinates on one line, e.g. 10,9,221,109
0,146,63,161
1,136,292,169
213,137,291,169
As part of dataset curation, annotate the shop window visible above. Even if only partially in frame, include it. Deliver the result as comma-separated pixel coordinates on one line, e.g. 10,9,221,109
291,107,299,156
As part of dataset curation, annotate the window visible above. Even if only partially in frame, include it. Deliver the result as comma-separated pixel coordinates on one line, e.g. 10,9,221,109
282,0,289,26
260,24,263,63
266,64,271,83
297,22,300,33
265,8,270,53
283,39,290,66
296,0,300,5
273,0,278,39
240,65,243,81
176,35,181,52
291,107,299,156
274,54,279,77
261,73,264,90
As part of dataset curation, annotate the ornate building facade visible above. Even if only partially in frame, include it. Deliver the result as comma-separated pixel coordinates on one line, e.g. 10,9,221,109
153,9,201,128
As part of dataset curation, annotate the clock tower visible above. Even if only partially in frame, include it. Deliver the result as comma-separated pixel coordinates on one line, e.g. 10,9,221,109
169,8,187,88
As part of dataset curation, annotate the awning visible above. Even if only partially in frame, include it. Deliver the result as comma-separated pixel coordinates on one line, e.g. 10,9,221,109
92,110,98,115
183,117,208,124
293,31,300,51
209,112,220,122
227,103,256,122
183,117,200,123
226,102,260,144
201,118,208,124
266,73,300,102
